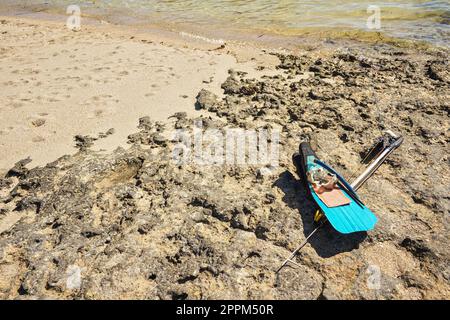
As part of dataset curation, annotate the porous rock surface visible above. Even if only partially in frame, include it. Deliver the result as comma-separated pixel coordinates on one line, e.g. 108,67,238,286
0,44,449,299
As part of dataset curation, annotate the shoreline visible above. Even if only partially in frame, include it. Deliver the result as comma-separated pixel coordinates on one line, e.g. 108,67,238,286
1,4,446,51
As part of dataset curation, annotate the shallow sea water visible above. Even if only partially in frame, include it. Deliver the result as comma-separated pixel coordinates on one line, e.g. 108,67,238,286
3,0,449,46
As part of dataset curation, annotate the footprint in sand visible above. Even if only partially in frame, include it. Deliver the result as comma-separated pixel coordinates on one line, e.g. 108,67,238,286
1,126,14,135
84,94,119,118
0,126,14,135
32,136,45,143
11,101,24,108
31,118,46,127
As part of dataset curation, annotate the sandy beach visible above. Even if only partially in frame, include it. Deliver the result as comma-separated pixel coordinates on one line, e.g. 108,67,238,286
0,11,449,300
0,16,282,174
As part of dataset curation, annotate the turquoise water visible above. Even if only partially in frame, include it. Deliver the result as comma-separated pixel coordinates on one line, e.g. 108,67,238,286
5,1,450,46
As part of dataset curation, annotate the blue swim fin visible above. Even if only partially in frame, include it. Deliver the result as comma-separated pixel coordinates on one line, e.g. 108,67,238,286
298,142,378,234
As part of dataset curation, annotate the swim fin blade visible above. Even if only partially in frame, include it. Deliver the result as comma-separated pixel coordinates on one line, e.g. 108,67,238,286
298,142,378,234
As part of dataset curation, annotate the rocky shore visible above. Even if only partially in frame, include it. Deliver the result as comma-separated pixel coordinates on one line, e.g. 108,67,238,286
0,37,449,299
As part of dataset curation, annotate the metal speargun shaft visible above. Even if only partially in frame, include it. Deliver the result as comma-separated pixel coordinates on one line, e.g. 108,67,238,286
275,221,324,273
350,130,403,190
